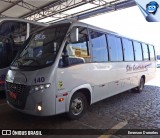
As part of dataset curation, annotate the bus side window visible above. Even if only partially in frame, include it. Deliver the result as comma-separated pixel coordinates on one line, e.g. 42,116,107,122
149,45,155,61
59,27,90,67
107,34,123,62
122,38,134,61
90,30,108,62
133,41,143,61
142,43,149,61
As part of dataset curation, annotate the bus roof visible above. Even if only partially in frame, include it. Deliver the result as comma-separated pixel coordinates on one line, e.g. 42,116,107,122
70,21,154,46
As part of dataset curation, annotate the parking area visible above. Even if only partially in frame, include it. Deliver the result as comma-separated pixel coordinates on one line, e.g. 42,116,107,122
0,69,160,137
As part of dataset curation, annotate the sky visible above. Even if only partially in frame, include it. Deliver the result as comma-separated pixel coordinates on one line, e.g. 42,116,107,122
82,6,160,54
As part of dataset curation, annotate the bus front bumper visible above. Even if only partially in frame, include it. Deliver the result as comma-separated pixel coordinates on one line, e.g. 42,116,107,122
6,85,57,116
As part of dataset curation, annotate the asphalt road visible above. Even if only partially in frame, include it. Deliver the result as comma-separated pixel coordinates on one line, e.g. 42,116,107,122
1,69,160,138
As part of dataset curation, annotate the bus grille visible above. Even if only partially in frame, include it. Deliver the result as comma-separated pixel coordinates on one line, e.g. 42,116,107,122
6,82,29,110
0,82,5,90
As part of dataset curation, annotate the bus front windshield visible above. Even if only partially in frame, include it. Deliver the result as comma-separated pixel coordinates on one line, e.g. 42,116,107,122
11,23,70,69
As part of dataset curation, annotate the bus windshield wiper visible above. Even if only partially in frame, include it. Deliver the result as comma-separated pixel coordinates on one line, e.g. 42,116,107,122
13,60,22,67
23,58,41,65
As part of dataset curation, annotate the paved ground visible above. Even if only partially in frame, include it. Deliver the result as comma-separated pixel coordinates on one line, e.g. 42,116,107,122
1,69,160,138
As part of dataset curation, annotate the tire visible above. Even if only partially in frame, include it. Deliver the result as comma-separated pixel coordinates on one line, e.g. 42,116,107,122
67,93,87,120
134,77,145,93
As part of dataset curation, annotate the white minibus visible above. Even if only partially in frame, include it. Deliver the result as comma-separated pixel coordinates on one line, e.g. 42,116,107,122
5,22,156,119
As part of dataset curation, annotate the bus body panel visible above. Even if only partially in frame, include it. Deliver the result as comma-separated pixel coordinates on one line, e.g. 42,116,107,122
6,60,155,116
57,61,155,105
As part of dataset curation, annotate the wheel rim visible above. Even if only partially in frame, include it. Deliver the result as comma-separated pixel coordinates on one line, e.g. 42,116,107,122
71,97,84,116
139,79,144,91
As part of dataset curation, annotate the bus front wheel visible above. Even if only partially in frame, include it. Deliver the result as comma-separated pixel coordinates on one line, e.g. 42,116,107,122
67,93,87,120
134,77,145,93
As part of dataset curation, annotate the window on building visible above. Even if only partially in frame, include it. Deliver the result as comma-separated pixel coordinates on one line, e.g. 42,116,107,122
122,38,134,61
107,34,123,61
133,41,143,61
90,30,108,62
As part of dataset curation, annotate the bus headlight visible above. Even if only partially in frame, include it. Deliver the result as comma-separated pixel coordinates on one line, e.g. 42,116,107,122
37,105,42,111
33,84,51,92
36,103,42,112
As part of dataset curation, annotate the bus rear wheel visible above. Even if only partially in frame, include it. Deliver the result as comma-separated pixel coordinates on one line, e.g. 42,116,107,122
134,77,145,93
67,93,87,120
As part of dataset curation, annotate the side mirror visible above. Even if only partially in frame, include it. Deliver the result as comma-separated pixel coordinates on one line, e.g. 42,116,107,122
70,28,79,42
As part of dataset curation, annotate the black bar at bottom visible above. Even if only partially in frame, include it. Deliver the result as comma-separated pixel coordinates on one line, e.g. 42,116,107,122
0,129,160,135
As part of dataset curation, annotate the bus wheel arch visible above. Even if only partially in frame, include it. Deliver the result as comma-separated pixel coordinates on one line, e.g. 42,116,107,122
134,75,145,93
141,75,145,83
67,86,92,119
77,88,91,105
